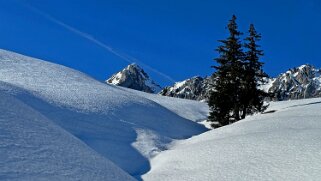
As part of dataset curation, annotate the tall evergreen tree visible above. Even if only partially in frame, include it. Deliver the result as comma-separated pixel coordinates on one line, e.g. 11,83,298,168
208,15,245,127
240,24,268,119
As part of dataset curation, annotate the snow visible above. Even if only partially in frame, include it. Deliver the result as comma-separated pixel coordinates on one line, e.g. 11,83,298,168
143,97,321,181
0,49,208,179
145,78,162,93
259,77,275,92
114,86,209,123
107,63,162,93
298,64,309,70
109,71,124,84
4,48,320,180
0,86,134,181
172,80,187,91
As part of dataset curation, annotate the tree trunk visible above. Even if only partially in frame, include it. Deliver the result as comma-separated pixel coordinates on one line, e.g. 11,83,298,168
241,105,247,119
233,106,240,122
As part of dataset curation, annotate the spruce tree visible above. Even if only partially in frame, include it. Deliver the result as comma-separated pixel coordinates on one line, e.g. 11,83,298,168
240,24,268,119
208,15,245,127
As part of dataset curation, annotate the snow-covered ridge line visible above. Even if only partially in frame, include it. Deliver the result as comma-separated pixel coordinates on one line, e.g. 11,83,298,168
0,82,135,181
267,64,321,100
160,76,213,101
160,64,321,101
0,49,208,179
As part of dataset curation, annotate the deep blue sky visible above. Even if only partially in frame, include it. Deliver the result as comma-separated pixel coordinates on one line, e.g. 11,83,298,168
0,0,320,86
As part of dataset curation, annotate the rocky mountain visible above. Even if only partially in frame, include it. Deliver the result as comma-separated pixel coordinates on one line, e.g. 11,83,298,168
106,63,162,93
265,64,321,100
160,64,321,101
159,76,213,101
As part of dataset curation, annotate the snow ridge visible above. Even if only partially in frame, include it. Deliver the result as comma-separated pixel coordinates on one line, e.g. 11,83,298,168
0,49,208,179
0,83,134,181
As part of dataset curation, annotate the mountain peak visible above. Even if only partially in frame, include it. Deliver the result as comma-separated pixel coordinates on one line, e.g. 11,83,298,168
106,64,162,93
160,64,321,101
160,76,213,101
263,64,321,100
126,63,140,70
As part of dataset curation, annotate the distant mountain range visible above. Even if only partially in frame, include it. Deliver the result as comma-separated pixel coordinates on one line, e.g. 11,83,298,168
265,64,321,100
106,64,321,101
159,76,213,101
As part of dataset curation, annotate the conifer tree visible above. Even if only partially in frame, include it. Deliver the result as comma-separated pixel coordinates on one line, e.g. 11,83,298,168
240,24,268,119
208,15,245,127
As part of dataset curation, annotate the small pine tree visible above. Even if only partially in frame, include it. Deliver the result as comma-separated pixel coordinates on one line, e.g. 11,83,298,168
240,24,268,119
208,15,245,127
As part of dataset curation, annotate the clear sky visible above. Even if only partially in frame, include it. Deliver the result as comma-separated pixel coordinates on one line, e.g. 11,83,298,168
0,0,320,86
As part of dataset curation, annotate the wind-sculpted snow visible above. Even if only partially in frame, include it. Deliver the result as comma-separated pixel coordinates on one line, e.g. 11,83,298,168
0,49,207,179
0,88,134,181
143,98,321,181
114,86,209,123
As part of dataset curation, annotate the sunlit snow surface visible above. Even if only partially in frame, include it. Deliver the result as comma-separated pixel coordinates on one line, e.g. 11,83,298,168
0,49,208,180
0,90,134,181
3,49,318,181
143,98,321,181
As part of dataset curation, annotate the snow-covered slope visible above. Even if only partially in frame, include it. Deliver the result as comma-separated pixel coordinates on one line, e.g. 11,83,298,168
0,49,208,179
107,63,162,93
143,97,321,181
0,87,134,181
114,85,209,123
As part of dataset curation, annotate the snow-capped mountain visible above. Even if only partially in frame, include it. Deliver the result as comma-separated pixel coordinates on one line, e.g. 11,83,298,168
160,64,321,101
106,63,162,93
160,76,213,101
265,64,321,100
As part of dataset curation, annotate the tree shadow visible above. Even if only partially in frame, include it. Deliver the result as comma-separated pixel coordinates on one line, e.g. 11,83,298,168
285,101,321,109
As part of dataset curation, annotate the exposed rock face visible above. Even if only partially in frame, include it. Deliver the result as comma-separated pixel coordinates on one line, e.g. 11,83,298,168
106,64,162,93
159,76,213,101
108,63,321,101
160,64,321,101
266,64,321,100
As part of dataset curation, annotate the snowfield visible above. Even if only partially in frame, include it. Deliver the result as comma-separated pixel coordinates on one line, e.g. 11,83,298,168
0,49,208,180
0,89,134,181
2,49,321,181
143,98,321,181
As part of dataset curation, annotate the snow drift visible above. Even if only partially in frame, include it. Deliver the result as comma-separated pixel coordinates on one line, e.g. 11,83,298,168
0,87,134,181
0,49,208,179
143,98,321,181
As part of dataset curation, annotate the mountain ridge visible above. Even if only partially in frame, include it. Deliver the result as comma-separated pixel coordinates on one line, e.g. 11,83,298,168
106,63,162,93
158,64,321,101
